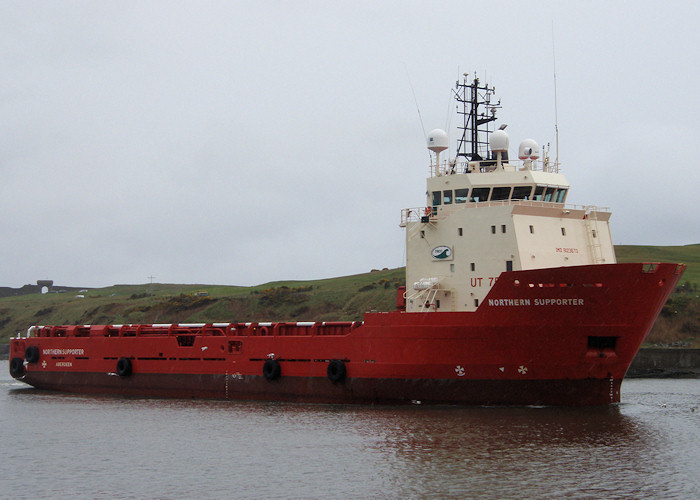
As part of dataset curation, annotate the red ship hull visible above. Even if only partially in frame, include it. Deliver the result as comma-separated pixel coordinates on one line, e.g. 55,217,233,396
9,263,685,406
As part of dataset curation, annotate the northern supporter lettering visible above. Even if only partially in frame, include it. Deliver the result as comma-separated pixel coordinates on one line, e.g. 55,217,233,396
488,298,584,306
487,298,531,306
42,348,85,356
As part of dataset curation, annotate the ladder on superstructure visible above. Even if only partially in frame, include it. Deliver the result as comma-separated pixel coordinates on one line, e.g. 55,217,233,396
407,215,438,241
583,206,604,264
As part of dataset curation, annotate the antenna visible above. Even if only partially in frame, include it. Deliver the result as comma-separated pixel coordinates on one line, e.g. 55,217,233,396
445,67,460,132
552,22,560,172
404,64,426,141
453,73,500,162
444,85,455,134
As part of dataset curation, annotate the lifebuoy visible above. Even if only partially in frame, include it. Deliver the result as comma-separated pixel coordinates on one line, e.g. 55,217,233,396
116,357,132,377
25,345,40,364
10,357,25,378
327,359,346,382
262,359,281,380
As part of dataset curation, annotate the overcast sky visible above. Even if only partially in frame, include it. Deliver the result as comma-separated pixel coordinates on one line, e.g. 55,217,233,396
2,1,698,288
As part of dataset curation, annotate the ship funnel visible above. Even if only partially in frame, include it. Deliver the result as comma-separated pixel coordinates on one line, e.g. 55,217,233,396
427,129,448,153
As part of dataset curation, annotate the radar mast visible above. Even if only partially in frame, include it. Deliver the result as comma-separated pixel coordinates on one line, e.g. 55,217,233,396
454,74,501,161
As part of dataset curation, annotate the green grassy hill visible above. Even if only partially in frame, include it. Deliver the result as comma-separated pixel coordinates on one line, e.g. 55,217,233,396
615,244,699,285
1,268,404,343
2,244,698,347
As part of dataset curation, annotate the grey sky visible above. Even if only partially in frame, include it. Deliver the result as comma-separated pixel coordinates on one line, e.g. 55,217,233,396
2,1,698,288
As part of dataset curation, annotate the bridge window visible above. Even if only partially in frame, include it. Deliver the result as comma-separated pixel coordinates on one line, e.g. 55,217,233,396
432,191,441,206
470,187,490,202
455,188,469,203
544,187,557,202
490,186,511,201
533,186,545,200
443,190,453,204
555,189,567,203
512,186,533,200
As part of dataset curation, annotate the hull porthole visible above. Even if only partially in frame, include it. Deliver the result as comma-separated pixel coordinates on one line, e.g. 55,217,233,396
116,357,133,377
10,357,25,378
263,359,281,381
25,345,40,364
327,359,346,383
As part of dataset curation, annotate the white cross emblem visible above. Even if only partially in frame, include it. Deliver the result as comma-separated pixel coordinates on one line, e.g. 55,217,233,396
455,365,465,377
518,365,528,374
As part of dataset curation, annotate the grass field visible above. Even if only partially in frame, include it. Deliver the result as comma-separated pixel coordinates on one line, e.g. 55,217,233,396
0,268,405,343
615,243,699,285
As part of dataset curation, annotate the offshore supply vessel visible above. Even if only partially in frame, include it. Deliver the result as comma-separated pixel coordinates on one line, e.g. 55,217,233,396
9,75,685,405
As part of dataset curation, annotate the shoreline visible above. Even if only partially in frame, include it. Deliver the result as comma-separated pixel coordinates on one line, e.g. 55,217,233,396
626,348,700,378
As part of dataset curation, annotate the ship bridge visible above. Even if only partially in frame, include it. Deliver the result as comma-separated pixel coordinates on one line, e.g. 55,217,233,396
401,75,615,313
400,150,585,227
402,155,615,314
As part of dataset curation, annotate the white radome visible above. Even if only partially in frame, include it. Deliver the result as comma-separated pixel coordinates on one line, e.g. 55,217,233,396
518,138,540,160
489,129,509,152
427,129,449,153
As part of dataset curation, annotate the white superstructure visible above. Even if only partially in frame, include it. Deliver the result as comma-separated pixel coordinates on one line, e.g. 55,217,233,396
400,75,615,313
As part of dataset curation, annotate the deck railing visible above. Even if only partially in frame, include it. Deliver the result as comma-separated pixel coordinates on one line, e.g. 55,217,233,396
430,157,560,177
400,200,611,226
24,321,364,339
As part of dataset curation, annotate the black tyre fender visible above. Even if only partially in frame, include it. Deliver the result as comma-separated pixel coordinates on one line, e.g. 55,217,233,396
262,359,281,381
10,357,25,378
327,359,346,383
116,357,133,377
25,345,40,364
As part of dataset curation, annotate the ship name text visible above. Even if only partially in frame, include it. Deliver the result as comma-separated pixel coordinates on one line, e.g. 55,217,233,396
488,298,584,307
42,348,85,356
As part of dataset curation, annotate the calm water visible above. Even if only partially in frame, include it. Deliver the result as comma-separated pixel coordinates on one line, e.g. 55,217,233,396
1,361,698,499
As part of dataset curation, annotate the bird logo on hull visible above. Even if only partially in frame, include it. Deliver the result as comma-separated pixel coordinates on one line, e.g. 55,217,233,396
431,246,453,260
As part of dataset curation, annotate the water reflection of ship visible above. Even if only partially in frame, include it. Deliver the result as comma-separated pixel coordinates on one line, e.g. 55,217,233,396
365,406,644,447
354,406,659,496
